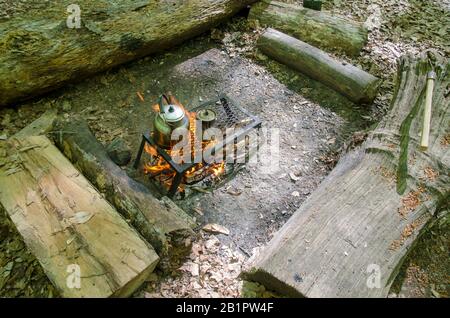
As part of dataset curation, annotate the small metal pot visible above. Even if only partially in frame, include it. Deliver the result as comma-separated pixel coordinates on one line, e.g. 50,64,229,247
196,109,217,130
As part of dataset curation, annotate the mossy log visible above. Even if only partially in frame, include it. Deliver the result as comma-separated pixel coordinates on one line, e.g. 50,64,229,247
0,0,256,107
54,119,196,271
258,28,380,104
0,136,159,297
243,51,449,297
249,0,368,56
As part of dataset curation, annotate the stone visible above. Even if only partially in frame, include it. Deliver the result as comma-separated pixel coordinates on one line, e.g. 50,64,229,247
106,137,131,166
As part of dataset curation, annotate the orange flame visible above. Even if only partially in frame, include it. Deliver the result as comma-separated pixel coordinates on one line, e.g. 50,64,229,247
144,96,226,193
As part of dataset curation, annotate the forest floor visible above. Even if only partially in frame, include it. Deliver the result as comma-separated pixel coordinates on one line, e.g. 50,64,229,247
0,0,448,298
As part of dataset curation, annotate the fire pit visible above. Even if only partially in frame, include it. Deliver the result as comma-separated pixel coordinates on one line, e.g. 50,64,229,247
133,94,262,198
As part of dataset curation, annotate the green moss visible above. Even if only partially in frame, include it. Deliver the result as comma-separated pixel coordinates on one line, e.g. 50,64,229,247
241,280,281,298
396,84,426,195
0,29,48,56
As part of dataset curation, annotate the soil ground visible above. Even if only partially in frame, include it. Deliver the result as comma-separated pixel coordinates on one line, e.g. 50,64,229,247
0,0,448,298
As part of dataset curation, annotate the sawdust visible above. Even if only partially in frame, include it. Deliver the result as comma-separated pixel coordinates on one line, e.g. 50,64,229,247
398,187,425,218
423,166,439,182
440,134,450,147
390,218,423,250
376,165,397,184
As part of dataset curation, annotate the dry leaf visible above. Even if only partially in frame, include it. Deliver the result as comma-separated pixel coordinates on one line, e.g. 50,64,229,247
204,236,220,250
227,187,242,196
193,207,204,216
180,262,199,276
202,223,230,235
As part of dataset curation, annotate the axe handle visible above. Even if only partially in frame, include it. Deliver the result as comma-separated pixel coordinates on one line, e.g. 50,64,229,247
420,71,436,151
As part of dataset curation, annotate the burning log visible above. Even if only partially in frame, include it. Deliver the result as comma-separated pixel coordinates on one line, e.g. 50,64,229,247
257,28,380,104
54,119,196,271
0,0,257,107
249,0,368,56
243,51,449,297
0,135,159,297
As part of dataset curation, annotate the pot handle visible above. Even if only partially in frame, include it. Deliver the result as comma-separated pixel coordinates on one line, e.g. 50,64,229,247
158,94,170,113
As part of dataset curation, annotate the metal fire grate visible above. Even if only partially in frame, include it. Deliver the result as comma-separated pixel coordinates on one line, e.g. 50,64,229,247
133,94,262,198
195,96,257,130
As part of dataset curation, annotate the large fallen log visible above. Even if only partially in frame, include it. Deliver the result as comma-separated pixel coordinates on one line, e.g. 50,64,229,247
243,51,449,297
0,0,256,107
249,0,368,56
0,136,159,297
257,28,380,104
54,119,196,270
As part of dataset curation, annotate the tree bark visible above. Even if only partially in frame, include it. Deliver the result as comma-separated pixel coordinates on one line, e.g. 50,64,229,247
249,0,368,56
257,28,380,104
0,136,159,297
0,0,256,107
243,51,449,297
54,119,196,271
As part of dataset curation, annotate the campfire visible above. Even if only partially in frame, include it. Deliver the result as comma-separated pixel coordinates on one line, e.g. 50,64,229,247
133,94,261,198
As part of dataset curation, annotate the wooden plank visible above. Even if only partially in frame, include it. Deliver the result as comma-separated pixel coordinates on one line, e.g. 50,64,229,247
54,119,196,271
243,51,449,297
0,136,159,297
249,0,368,56
257,28,380,104
0,0,257,107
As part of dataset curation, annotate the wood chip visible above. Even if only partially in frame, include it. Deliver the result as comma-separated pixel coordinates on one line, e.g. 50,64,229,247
136,92,145,102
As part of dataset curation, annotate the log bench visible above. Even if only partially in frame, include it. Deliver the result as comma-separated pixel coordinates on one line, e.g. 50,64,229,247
54,119,196,271
0,135,159,297
249,0,368,56
243,51,449,297
257,28,380,104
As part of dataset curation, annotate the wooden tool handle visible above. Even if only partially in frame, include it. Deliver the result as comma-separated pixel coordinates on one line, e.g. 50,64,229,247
420,71,436,151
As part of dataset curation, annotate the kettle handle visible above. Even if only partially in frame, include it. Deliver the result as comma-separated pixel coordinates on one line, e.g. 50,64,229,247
158,94,170,113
